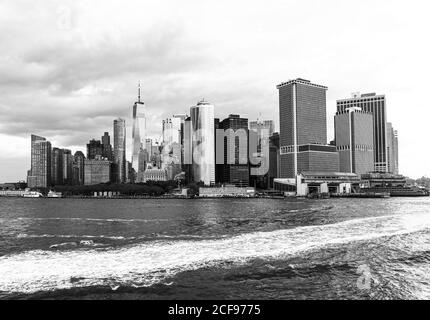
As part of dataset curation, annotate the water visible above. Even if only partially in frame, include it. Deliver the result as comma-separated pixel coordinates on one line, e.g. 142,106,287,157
0,197,429,299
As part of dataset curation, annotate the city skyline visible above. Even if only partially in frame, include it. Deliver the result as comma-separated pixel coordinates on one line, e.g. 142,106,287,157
1,0,430,181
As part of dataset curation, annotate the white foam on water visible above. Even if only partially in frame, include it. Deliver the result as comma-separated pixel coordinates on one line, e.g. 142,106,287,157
1,212,430,295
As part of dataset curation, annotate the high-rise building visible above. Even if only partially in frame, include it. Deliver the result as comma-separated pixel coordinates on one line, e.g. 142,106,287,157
62,149,74,185
28,135,51,188
51,147,63,186
217,114,249,187
114,118,126,183
73,151,85,185
190,100,215,186
84,156,111,185
162,117,182,173
393,130,399,175
101,132,113,161
387,123,399,174
337,93,388,172
132,83,147,174
268,133,280,189
335,107,374,175
87,139,103,160
277,78,339,178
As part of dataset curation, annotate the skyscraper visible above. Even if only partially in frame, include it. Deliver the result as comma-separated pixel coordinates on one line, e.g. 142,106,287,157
277,78,339,178
337,93,388,172
51,147,63,186
101,132,113,161
87,139,103,160
62,149,73,185
73,151,85,185
28,135,51,188
217,114,249,187
190,100,215,186
132,83,147,174
387,123,399,174
393,130,399,175
114,118,126,183
335,107,374,174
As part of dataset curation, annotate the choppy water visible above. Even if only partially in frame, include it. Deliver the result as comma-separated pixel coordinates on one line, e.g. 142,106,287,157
0,197,429,299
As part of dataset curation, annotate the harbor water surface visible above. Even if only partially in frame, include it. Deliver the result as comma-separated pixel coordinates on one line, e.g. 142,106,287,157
0,197,429,299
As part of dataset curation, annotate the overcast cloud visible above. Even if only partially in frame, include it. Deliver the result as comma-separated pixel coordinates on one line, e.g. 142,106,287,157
1,0,429,181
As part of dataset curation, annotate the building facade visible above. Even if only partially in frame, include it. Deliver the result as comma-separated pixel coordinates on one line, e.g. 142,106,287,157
87,139,103,160
337,93,388,172
101,132,113,161
143,168,168,183
84,156,111,185
217,114,249,187
28,135,51,188
114,118,126,183
73,151,85,185
249,119,275,137
190,100,215,186
335,108,374,175
277,78,338,178
386,123,399,174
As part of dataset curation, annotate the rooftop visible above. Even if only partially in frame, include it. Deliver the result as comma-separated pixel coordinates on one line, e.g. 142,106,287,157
277,78,328,90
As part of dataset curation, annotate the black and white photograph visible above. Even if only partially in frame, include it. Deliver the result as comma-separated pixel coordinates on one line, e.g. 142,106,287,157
1,0,430,310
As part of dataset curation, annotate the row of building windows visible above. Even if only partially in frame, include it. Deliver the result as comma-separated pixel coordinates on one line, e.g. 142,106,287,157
337,145,373,152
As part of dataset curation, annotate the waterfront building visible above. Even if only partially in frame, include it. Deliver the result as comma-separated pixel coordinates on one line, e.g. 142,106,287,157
84,156,111,185
132,83,147,174
28,135,51,188
143,168,168,183
217,114,249,187
190,100,215,186
162,117,182,171
87,139,103,160
101,132,114,161
387,123,399,174
73,151,85,185
335,107,374,174
337,93,388,172
199,186,256,198
274,171,360,196
114,118,126,183
277,78,339,178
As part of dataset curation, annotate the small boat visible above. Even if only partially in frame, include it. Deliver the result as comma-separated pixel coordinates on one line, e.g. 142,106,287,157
22,191,44,198
47,191,62,198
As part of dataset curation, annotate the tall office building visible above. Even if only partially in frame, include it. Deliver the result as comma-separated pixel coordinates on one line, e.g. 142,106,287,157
217,114,249,187
51,147,63,185
190,100,215,186
337,93,388,172
114,118,126,183
73,151,85,185
335,107,374,174
87,139,103,160
28,135,51,188
132,83,147,174
277,78,339,178
393,130,399,174
387,123,399,174
62,149,73,185
101,132,113,161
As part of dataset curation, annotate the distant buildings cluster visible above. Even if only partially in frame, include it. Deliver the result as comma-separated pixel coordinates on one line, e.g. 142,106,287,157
27,78,399,192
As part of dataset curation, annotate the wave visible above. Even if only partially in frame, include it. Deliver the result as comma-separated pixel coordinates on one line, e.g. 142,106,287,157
1,212,430,295
14,217,170,223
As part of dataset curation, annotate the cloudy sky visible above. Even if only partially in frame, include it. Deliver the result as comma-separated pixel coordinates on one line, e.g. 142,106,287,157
1,0,429,182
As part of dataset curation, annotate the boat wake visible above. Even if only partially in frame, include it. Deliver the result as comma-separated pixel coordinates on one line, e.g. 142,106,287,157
1,212,429,295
